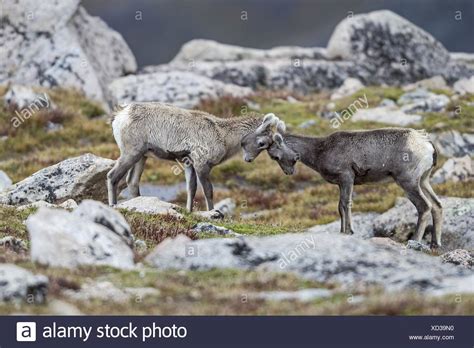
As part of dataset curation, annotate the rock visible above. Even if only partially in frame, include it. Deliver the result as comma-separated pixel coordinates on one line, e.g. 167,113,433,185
192,222,240,237
134,239,148,254
450,52,474,68
0,170,12,192
378,99,396,107
1,1,136,106
330,78,364,100
441,249,473,269
17,199,78,211
0,264,48,303
431,131,474,157
250,288,332,302
117,196,183,218
403,76,448,91
0,154,115,205
264,60,352,93
327,10,450,85
298,119,317,129
397,89,450,113
145,232,471,295
108,71,252,109
453,76,474,95
148,58,353,94
193,209,224,220
73,200,133,247
214,198,236,216
64,280,160,303
48,299,83,315
3,85,53,110
432,156,473,184
0,236,28,253
373,197,474,251
171,39,327,63
406,240,431,253
307,213,379,239
351,106,422,126
26,207,135,269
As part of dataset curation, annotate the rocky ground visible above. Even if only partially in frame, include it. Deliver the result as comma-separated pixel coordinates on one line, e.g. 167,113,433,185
0,2,473,315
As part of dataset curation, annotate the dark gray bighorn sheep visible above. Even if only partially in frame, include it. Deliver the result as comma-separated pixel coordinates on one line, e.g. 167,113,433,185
242,124,443,247
107,102,282,211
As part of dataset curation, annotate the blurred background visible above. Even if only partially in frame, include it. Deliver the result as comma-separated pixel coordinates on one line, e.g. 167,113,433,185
83,0,474,67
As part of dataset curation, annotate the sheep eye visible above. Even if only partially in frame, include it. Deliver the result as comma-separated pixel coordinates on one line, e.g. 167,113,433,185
257,141,266,148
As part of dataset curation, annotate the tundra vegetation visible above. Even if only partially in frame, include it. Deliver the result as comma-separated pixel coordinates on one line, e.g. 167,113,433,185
0,86,473,315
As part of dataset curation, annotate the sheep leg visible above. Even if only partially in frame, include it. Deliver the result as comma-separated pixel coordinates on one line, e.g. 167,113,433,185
126,156,147,198
420,177,443,248
396,177,432,242
195,165,214,211
338,177,354,235
184,165,197,212
107,153,143,206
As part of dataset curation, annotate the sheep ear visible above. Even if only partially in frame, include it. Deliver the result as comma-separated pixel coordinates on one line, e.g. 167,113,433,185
256,113,278,133
276,120,286,133
273,133,283,145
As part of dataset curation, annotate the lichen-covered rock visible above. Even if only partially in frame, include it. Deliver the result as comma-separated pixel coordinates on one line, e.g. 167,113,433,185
432,156,473,184
192,222,240,236
402,76,448,91
1,1,136,106
351,106,422,126
441,249,473,269
172,39,327,63
0,236,28,253
330,78,364,100
0,154,115,205
453,76,474,95
0,264,48,303
373,197,474,252
397,89,450,114
327,10,450,85
26,207,135,269
3,85,53,110
73,200,133,247
0,170,12,192
108,71,252,108
116,196,183,218
214,198,236,216
145,231,471,295
431,131,474,157
16,199,78,211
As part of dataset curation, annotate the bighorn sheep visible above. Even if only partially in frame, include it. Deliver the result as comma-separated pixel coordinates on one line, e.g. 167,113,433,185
107,102,282,211
242,125,443,247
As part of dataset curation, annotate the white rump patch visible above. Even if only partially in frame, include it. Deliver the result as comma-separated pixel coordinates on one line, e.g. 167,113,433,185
112,104,131,149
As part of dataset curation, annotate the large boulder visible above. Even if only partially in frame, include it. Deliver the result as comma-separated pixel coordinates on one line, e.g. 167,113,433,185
145,232,471,295
431,131,474,157
0,154,115,205
432,156,473,184
144,59,353,93
172,39,327,63
0,264,48,303
1,0,136,106
373,197,474,252
73,200,134,247
326,10,450,85
108,71,252,108
26,207,134,269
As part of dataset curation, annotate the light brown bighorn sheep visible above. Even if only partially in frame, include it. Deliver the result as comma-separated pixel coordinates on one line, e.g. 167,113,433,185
243,123,443,248
107,102,282,211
